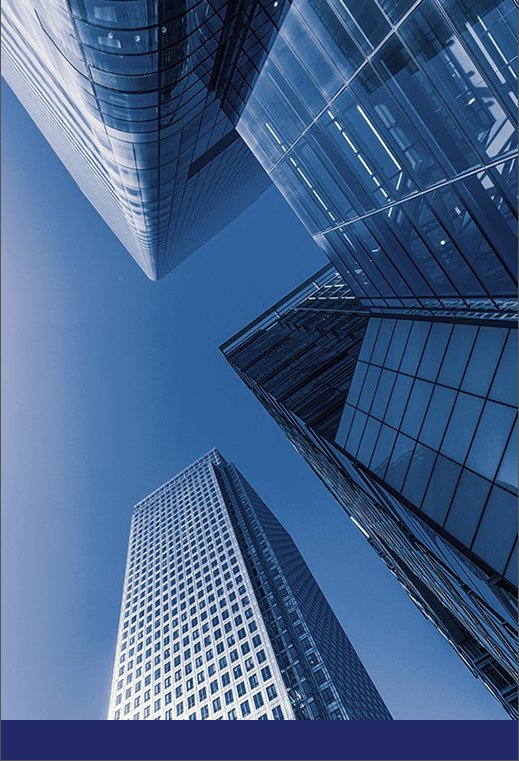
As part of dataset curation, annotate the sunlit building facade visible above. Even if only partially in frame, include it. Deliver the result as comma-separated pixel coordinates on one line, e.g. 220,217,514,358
108,449,392,720
222,267,518,717
1,1,292,279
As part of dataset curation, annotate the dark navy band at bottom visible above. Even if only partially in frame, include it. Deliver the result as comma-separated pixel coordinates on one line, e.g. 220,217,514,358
1,719,517,761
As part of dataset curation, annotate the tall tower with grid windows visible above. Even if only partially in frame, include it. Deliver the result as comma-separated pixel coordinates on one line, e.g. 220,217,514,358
108,449,391,721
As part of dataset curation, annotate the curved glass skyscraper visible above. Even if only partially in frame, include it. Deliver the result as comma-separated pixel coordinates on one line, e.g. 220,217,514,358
1,1,285,278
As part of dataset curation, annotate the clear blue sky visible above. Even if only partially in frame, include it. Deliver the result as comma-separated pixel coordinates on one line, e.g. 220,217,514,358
1,83,508,721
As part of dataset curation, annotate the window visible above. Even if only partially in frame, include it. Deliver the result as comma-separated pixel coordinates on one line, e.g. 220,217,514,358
240,700,251,717
224,689,234,705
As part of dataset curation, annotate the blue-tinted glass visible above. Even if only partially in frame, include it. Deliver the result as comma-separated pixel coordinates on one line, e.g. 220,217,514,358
384,433,415,491
376,0,415,23
504,541,518,587
417,322,453,381
400,321,431,376
496,423,518,495
448,181,517,295
466,402,516,481
346,362,368,407
461,327,507,396
445,471,491,546
437,0,518,117
357,417,382,465
400,379,434,439
384,374,413,429
401,0,516,167
490,331,518,407
441,394,484,464
438,324,478,388
369,424,397,476
384,320,412,371
370,319,396,365
357,365,382,413
335,404,355,448
345,410,367,457
402,444,436,507
302,0,364,83
419,385,457,450
372,36,478,174
422,456,462,525
337,219,415,297
370,369,397,421
472,486,518,573
358,320,380,362
328,0,389,54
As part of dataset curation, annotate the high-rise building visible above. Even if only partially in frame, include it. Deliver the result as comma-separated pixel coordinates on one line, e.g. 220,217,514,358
221,266,518,717
108,449,392,721
236,0,517,315
221,0,517,718
5,0,516,292
1,1,290,279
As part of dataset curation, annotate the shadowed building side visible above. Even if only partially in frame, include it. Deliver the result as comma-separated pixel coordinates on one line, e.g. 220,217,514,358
221,266,518,717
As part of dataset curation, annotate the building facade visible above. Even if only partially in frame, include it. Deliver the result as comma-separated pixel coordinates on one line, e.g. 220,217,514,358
222,266,518,717
5,0,516,290
222,0,518,717
108,449,391,720
1,1,291,279
236,0,517,316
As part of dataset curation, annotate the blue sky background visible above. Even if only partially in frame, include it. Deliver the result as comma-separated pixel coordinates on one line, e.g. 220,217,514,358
1,83,508,721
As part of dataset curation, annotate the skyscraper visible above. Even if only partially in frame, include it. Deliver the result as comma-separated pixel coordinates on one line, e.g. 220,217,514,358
236,0,517,314
5,0,515,292
108,449,392,721
220,0,518,717
1,1,288,279
221,266,518,717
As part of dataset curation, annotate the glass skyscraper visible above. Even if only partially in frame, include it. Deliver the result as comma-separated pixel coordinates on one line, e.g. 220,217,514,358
5,0,517,720
4,0,515,295
108,449,392,720
221,0,517,718
1,1,289,279
222,267,518,717
236,0,517,315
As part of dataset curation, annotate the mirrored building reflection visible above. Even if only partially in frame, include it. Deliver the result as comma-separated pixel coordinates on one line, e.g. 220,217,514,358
222,267,518,717
108,449,392,720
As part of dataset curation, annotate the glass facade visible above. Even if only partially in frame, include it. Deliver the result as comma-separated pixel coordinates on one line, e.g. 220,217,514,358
339,316,517,583
1,0,291,279
108,449,391,720
222,267,518,717
237,0,517,313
